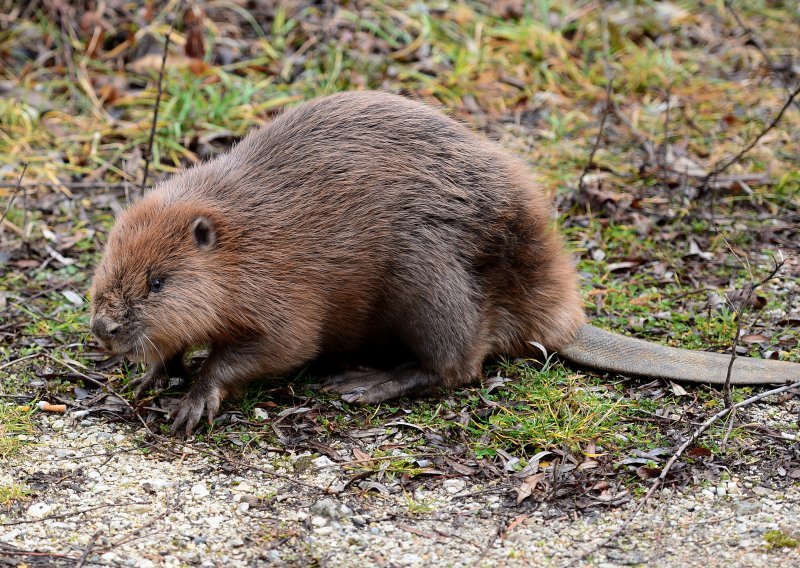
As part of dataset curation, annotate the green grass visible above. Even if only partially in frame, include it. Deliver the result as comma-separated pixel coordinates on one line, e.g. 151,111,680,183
0,403,35,459
0,483,30,508
765,530,799,550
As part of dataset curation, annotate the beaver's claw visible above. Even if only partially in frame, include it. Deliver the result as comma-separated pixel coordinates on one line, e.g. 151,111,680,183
169,384,222,437
128,367,168,400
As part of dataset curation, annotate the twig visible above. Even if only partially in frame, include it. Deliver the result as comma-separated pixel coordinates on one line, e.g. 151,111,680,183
578,78,614,191
50,0,78,103
724,0,800,112
75,529,102,568
475,517,505,564
0,181,130,190
140,24,174,197
567,379,800,567
43,354,154,435
0,162,29,229
578,10,613,192
659,84,672,195
611,102,657,164
723,256,785,407
0,548,75,559
720,407,737,450
703,83,800,185
0,502,149,527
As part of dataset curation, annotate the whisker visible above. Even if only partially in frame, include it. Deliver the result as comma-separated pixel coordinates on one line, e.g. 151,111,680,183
143,333,166,369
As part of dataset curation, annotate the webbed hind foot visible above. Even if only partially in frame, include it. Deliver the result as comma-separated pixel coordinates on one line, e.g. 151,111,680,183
322,368,442,404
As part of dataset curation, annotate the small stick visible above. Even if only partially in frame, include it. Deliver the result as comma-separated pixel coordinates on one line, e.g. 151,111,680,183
0,181,130,190
140,24,174,198
703,83,800,185
578,11,613,192
720,407,737,450
724,0,800,112
659,84,672,195
578,77,614,192
723,256,785,407
43,354,154,435
75,529,103,568
0,162,29,229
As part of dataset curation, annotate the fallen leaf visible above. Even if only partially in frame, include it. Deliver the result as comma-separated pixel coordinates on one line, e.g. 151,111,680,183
669,382,689,396
62,290,85,306
687,446,713,459
636,466,662,479
184,5,206,60
515,473,546,504
741,333,769,344
352,448,372,464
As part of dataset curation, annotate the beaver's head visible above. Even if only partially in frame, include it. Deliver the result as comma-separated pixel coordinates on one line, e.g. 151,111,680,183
90,196,233,363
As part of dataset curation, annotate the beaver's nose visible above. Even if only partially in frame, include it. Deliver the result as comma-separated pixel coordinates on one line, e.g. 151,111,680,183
92,317,121,342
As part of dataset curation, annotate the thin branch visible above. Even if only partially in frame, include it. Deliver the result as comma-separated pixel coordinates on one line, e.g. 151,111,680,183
567,379,800,567
578,78,614,191
704,83,800,183
0,181,131,192
724,0,800,112
44,354,154,436
140,25,175,198
659,84,672,194
51,0,78,102
578,9,614,192
75,529,103,568
723,256,785,407
0,162,29,229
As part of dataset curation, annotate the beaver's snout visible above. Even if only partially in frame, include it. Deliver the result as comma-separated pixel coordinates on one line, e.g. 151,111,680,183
91,316,121,343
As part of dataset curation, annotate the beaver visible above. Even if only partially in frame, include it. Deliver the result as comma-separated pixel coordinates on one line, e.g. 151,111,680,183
90,91,800,436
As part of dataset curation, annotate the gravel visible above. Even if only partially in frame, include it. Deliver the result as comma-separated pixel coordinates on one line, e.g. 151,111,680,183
3,407,800,567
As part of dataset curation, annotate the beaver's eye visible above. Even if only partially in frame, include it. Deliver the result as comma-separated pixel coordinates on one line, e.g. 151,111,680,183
149,277,165,293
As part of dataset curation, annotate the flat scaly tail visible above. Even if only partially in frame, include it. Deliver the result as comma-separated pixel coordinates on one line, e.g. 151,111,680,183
558,324,800,384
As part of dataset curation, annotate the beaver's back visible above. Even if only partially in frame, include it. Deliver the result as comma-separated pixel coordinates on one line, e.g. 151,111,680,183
153,91,583,354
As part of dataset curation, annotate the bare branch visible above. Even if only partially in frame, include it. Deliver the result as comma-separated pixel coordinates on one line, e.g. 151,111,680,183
578,78,614,192
724,0,800,112
0,162,29,230
704,83,800,182
723,255,786,407
140,24,175,198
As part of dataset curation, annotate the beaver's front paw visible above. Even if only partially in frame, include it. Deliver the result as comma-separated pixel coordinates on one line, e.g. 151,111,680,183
169,384,222,437
128,367,168,400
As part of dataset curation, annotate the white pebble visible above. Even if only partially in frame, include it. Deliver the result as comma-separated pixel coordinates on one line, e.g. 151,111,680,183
206,516,225,529
443,479,466,494
312,456,334,469
191,483,210,498
398,553,423,566
26,502,52,518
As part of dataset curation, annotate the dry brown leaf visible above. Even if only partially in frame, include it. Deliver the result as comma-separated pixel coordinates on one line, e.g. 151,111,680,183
352,448,372,464
741,333,770,344
687,446,713,459
636,466,662,479
184,5,207,60
515,472,546,504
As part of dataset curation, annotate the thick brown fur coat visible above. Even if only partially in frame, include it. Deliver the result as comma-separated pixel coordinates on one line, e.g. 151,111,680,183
91,91,585,434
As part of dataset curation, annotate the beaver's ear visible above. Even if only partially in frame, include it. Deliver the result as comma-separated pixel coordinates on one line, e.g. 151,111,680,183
191,216,216,250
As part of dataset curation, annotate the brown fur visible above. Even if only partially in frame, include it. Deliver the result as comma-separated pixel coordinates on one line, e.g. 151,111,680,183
90,91,586,435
